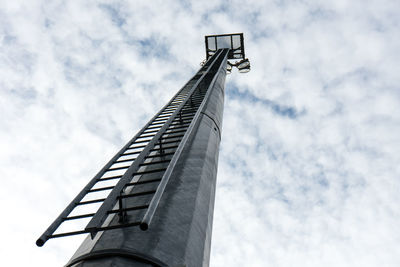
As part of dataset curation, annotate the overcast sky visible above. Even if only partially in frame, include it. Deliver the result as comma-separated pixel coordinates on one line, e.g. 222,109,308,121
1,0,400,266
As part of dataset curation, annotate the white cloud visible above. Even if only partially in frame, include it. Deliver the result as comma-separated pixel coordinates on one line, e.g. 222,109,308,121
0,0,399,266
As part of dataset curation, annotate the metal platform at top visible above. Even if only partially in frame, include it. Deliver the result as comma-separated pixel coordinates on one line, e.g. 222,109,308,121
205,33,245,60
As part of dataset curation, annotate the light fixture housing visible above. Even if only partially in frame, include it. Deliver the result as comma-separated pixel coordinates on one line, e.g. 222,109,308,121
237,58,250,69
226,63,232,74
238,65,250,73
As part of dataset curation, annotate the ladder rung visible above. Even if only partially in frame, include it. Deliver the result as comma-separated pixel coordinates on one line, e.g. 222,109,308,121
159,113,173,117
164,129,187,135
166,124,190,130
133,168,167,176
122,151,141,156
145,152,174,159
137,133,156,139
98,175,123,181
163,108,176,112
125,145,147,151
140,159,171,166
176,112,195,117
119,190,156,199
157,114,174,119
171,118,192,122
186,97,202,102
108,165,129,171
126,178,162,187
167,104,180,107
161,134,185,140
130,140,149,145
165,125,189,132
50,230,88,238
164,107,179,111
64,213,95,221
164,105,179,109
146,125,162,130
154,140,181,146
77,198,106,205
161,109,176,113
108,205,149,214
157,114,172,118
115,158,136,163
158,137,183,144
150,121,166,126
179,110,197,114
182,106,197,109
168,121,190,127
185,101,201,105
143,129,159,134
165,104,179,108
180,109,197,112
97,221,141,231
171,119,191,124
150,145,179,151
153,117,169,122
186,100,202,104
190,95,204,99
173,116,194,121
88,186,114,192
176,113,195,118
167,103,181,107
184,104,200,108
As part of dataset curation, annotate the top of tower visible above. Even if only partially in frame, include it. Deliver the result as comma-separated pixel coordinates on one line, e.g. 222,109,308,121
205,33,250,73
205,33,245,60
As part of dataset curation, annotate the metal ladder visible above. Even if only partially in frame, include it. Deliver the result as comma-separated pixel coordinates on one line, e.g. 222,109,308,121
36,48,229,247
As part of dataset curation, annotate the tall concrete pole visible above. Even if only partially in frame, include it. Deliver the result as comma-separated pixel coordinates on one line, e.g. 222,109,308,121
37,33,249,267
65,50,228,267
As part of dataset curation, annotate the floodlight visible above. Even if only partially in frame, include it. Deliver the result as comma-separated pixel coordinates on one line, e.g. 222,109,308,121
237,58,250,69
226,63,232,74
238,65,250,73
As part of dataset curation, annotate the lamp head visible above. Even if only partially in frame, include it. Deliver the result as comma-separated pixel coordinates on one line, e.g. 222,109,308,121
238,65,250,73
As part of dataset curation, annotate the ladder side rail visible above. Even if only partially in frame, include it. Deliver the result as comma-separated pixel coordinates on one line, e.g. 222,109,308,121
84,50,224,238
35,52,217,247
140,49,229,230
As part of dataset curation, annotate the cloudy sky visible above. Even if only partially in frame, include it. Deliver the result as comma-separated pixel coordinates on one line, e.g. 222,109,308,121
1,0,400,266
